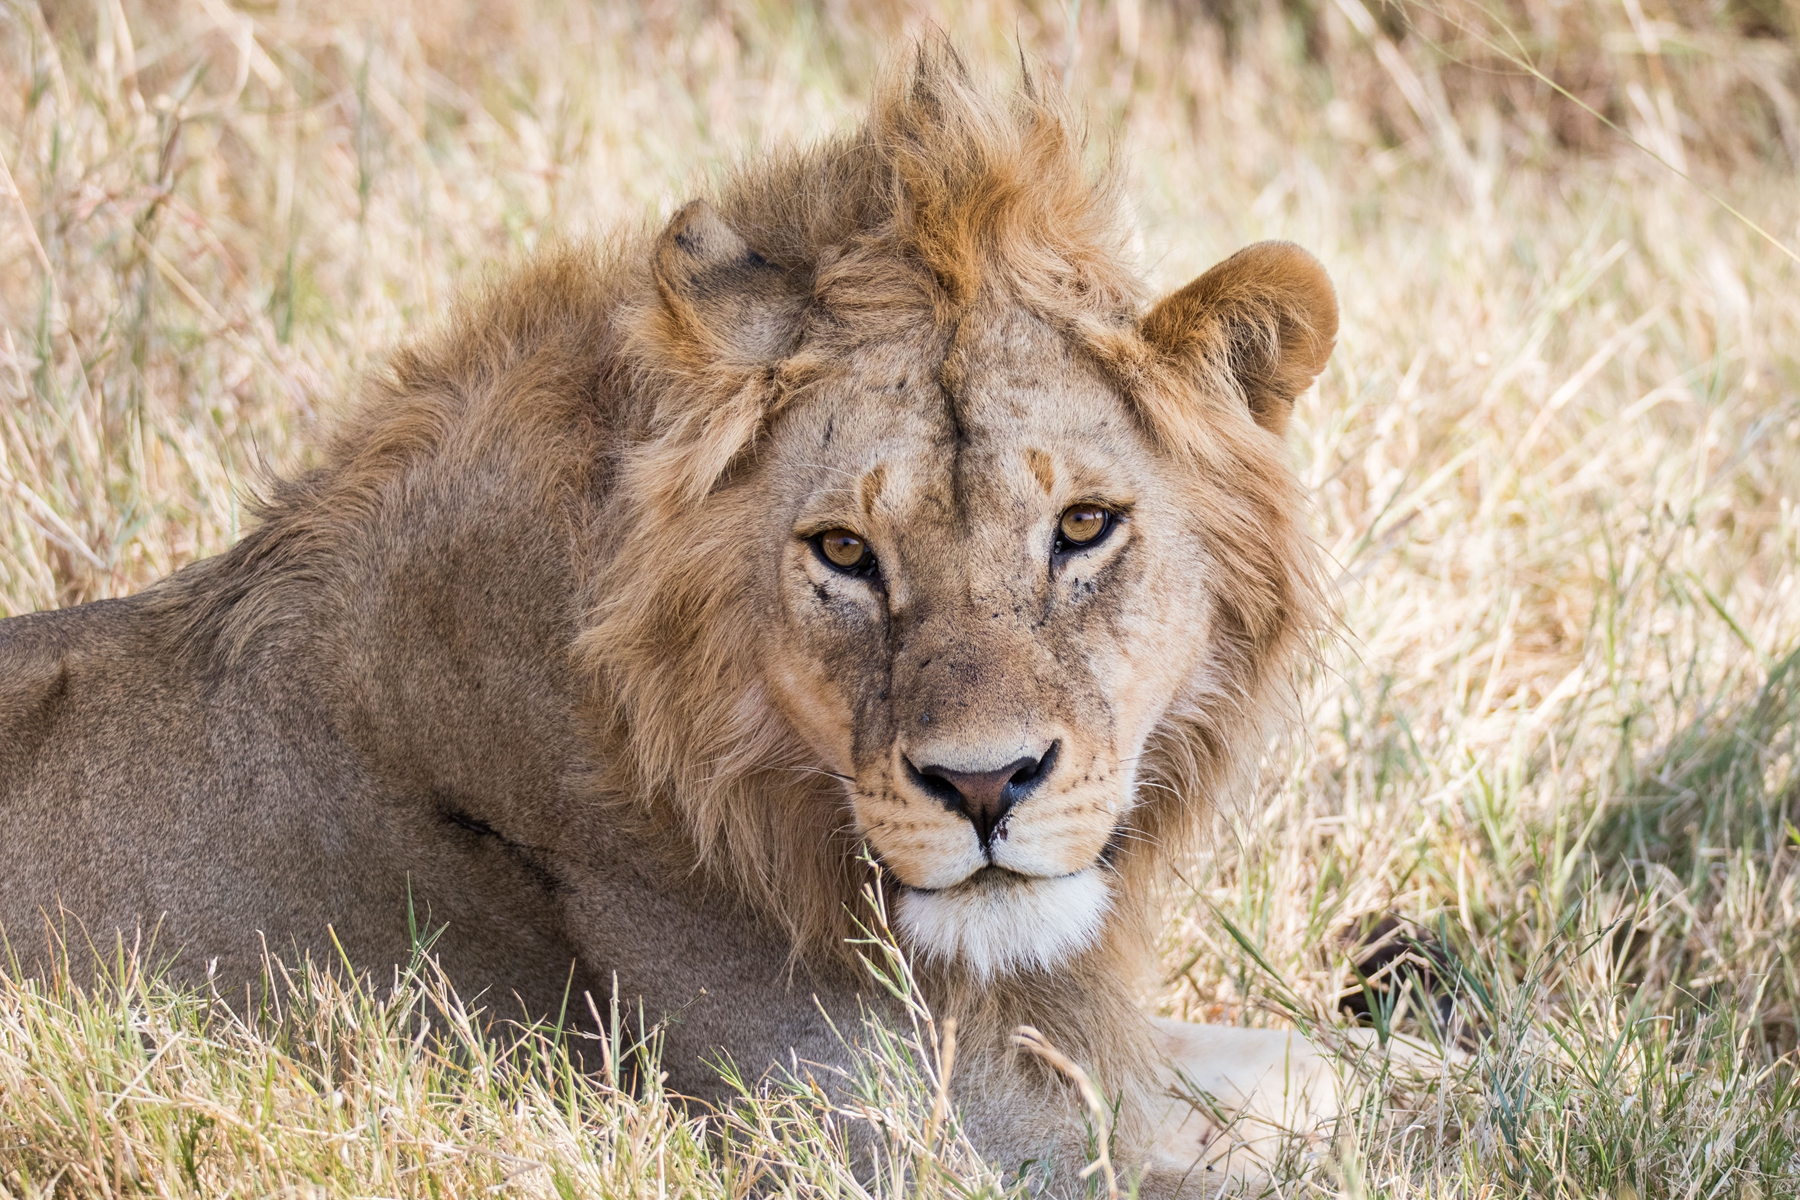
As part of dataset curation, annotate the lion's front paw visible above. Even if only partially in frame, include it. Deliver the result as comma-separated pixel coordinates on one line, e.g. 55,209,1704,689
1143,1019,1349,1181
1144,1016,1459,1185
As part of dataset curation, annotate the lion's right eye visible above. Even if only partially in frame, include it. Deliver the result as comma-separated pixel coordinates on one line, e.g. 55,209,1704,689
814,529,878,577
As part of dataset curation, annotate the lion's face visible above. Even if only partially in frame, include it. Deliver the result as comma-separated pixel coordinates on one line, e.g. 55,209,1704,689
753,306,1221,978
614,195,1332,981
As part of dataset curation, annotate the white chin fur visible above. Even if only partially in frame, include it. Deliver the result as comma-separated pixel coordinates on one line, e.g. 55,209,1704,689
895,870,1112,981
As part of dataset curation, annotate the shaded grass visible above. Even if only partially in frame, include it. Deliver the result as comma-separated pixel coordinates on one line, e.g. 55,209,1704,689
1599,644,1800,886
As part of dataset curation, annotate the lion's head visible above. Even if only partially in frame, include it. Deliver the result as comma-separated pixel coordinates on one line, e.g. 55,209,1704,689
584,43,1333,985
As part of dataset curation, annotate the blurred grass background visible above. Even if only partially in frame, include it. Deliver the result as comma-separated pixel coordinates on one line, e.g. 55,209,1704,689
2,0,1798,1195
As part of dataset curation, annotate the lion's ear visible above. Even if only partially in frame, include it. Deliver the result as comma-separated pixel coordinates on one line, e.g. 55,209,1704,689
1140,242,1337,438
634,201,806,511
652,200,803,365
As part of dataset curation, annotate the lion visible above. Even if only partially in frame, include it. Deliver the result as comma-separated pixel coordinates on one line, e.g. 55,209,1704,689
0,42,1350,1194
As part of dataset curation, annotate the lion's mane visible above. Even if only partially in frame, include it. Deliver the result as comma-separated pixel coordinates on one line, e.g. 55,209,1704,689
579,40,1325,1100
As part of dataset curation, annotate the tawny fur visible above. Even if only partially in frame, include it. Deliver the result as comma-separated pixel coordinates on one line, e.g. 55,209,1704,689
0,39,1334,1195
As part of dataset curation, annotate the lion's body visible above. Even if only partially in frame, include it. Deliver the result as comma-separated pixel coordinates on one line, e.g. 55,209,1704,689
0,44,1342,1194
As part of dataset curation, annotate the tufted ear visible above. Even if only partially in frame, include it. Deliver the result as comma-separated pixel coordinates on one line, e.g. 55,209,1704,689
651,200,804,365
1139,241,1337,438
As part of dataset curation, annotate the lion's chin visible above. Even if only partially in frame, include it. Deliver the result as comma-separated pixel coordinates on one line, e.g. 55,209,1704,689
894,868,1112,982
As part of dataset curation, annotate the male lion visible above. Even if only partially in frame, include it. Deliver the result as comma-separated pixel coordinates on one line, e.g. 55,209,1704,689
0,44,1347,1194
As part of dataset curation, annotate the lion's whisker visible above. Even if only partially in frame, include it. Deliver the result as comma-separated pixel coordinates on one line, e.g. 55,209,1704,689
773,764,856,784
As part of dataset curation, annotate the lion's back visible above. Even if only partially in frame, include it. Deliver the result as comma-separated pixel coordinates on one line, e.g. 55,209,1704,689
0,588,587,1015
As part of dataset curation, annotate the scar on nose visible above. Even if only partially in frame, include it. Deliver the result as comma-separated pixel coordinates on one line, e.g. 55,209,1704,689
859,463,888,517
1025,447,1055,496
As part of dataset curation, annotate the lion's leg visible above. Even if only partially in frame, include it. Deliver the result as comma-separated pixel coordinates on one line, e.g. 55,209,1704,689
1142,1018,1357,1181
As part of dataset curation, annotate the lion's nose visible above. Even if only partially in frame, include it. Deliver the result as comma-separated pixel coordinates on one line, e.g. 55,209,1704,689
905,742,1060,849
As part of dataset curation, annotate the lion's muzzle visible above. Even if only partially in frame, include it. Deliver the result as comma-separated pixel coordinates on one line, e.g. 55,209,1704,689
866,729,1126,976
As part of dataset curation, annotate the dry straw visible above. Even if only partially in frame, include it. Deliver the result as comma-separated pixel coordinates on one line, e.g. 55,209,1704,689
2,0,1798,1195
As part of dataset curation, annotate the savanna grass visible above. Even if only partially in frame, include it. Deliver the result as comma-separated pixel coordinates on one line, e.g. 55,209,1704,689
3,0,1798,1195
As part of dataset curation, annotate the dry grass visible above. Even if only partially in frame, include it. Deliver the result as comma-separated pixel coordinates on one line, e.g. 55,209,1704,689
2,0,1798,1195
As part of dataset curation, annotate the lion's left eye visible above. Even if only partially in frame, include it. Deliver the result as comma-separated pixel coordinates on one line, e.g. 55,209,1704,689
1055,506,1114,553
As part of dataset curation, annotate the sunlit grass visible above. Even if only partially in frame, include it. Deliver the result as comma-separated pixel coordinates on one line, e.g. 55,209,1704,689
2,0,1797,1195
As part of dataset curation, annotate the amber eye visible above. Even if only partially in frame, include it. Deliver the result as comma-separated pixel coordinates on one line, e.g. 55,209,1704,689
814,528,876,575
1056,506,1113,550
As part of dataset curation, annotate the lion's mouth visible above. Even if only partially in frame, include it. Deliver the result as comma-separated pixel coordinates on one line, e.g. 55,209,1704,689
892,820,1130,896
901,863,1041,895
